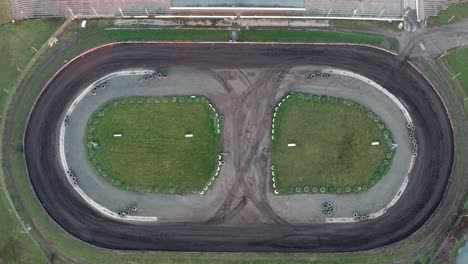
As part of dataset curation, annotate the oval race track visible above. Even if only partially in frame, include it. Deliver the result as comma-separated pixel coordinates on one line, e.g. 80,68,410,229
24,43,454,252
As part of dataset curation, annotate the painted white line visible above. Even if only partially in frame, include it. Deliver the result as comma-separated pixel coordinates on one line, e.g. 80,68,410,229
60,70,158,222
170,7,306,11
418,41,426,51
324,69,415,223
67,7,74,17
326,217,356,223
452,72,461,79
378,9,385,18
327,69,413,124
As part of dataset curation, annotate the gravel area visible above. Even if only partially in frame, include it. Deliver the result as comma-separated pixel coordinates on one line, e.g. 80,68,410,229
65,65,412,223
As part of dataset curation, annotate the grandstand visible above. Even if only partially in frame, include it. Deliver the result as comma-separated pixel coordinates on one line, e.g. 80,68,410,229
6,0,467,22
9,0,171,20
304,0,403,19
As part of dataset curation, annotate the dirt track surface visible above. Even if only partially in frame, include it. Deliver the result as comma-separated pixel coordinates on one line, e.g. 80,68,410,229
23,43,453,252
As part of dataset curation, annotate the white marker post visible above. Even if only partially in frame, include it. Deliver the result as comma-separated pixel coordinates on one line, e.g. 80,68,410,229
92,7,98,17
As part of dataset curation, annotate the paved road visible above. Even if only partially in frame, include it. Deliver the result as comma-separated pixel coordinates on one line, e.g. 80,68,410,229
24,43,453,252
399,21,468,58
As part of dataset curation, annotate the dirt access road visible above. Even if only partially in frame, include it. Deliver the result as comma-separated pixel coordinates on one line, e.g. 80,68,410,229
23,43,453,252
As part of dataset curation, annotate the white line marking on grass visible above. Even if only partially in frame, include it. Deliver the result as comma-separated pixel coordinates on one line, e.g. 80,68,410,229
170,7,306,11
452,72,461,79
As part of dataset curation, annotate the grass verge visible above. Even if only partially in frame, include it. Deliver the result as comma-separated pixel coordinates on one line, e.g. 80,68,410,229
438,48,468,115
0,187,45,263
0,0,11,24
238,29,384,46
330,20,402,32
427,3,468,27
271,92,394,195
0,18,63,264
86,96,222,194
444,47,468,95
0,19,64,115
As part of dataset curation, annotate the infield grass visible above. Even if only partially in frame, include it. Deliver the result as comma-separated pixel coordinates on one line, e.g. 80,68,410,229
271,93,392,194
86,96,222,193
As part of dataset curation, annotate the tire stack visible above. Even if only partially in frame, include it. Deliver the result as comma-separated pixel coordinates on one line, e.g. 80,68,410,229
322,202,334,217
92,81,108,95
353,212,371,222
67,170,77,185
145,71,167,81
118,205,138,217
305,72,331,80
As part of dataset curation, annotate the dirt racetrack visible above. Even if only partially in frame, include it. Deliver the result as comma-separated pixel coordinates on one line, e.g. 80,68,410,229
23,43,453,252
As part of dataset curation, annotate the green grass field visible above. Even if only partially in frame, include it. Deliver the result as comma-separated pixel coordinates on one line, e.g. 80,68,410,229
0,189,45,263
87,96,222,194
238,30,384,46
445,47,468,95
0,19,63,116
0,0,11,24
56,19,393,50
0,19,63,264
271,93,393,194
427,3,468,27
330,20,402,32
